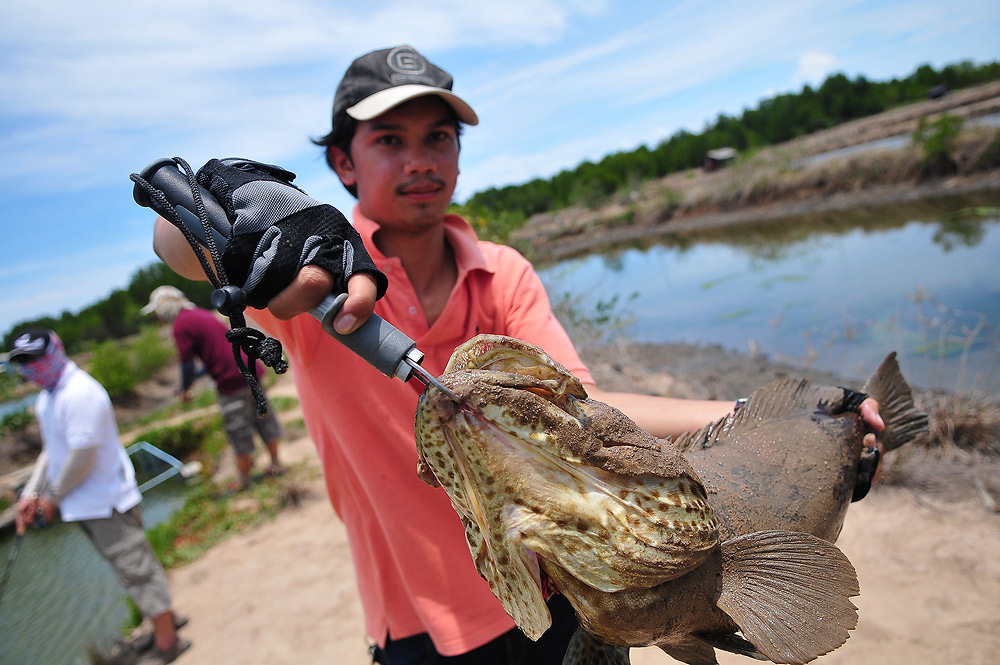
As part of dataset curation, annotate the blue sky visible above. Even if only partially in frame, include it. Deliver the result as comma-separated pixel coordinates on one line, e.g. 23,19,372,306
1,0,998,336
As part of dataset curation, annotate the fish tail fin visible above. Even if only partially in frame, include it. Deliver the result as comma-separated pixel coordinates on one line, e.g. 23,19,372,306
563,628,631,665
863,352,929,452
716,531,859,665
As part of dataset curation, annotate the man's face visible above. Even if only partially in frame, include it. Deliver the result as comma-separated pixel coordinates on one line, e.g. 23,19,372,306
333,96,460,232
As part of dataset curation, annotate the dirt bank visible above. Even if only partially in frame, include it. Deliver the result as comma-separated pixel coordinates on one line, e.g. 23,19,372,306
512,81,1000,261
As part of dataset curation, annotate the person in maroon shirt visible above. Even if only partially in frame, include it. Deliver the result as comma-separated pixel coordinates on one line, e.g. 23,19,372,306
142,286,283,490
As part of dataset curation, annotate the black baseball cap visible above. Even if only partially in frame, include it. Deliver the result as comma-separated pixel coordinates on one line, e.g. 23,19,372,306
5,328,53,364
332,45,478,128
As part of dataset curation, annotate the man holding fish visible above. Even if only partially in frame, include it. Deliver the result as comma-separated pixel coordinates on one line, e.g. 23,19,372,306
152,45,885,665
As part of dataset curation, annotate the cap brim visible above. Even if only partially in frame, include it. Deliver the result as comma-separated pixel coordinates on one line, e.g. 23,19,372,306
140,302,157,315
6,348,37,363
347,85,478,126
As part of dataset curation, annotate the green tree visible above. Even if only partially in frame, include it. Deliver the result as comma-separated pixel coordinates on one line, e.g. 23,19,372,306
3,261,214,352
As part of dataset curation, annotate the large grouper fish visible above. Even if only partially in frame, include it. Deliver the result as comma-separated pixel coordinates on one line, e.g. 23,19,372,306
414,335,928,665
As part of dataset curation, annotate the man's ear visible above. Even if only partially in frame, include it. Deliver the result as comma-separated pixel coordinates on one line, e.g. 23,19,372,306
328,146,356,187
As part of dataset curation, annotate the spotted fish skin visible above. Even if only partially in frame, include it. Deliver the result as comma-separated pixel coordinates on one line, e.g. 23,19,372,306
414,336,927,665
415,340,720,640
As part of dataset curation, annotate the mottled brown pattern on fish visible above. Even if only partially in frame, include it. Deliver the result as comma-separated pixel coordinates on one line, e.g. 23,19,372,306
415,339,720,638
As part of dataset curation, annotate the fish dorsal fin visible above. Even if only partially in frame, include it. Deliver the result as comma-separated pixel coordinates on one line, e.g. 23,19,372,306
716,530,859,664
668,378,840,453
863,352,929,452
736,378,846,422
563,628,631,665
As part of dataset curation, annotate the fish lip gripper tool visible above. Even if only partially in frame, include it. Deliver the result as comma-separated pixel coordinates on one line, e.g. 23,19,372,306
131,157,458,400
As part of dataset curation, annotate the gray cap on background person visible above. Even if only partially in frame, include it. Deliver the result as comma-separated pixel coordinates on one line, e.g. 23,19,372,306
141,285,195,322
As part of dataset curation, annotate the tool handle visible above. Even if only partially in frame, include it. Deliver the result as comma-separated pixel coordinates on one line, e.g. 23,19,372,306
311,294,421,381
133,158,231,251
132,158,421,381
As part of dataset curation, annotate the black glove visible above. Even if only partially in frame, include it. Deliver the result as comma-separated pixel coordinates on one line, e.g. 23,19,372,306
196,158,388,309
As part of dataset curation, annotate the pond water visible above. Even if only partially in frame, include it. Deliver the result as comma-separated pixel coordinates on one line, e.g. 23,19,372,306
538,191,1000,397
0,392,36,420
0,477,191,665
799,112,1000,168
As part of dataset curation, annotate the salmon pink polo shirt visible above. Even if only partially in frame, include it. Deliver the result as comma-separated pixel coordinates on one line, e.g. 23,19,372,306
249,206,592,656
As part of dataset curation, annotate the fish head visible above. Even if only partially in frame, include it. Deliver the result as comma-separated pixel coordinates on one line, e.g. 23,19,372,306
414,335,719,639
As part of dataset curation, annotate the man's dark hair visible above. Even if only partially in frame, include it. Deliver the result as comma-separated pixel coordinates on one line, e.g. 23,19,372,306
312,101,464,199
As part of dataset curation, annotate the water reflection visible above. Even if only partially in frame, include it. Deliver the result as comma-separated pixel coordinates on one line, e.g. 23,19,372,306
931,213,990,250
537,192,1000,396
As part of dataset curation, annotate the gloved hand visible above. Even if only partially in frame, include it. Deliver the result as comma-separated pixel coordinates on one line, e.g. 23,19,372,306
196,158,388,309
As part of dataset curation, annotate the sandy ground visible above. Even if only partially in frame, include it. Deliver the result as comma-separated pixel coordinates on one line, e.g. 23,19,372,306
161,355,1000,665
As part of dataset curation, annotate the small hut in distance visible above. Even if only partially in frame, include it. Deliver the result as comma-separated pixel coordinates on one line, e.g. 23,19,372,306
703,147,737,172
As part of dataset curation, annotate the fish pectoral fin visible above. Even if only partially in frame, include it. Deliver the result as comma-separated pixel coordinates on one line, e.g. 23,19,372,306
563,628,630,665
464,508,551,641
415,457,441,487
716,531,859,665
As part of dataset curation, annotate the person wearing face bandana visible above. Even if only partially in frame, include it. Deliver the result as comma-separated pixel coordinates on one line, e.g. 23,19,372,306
5,328,190,664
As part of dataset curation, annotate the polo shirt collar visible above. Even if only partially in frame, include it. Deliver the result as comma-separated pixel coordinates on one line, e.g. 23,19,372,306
350,205,492,276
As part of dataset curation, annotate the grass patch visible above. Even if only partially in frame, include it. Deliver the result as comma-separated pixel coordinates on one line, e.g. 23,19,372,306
89,328,175,400
920,392,1000,456
0,408,32,437
131,414,228,465
146,464,318,569
282,416,308,441
716,307,754,322
123,389,217,431
269,395,299,411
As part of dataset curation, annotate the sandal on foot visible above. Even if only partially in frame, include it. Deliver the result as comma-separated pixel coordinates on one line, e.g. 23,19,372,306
139,637,191,664
134,614,190,652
